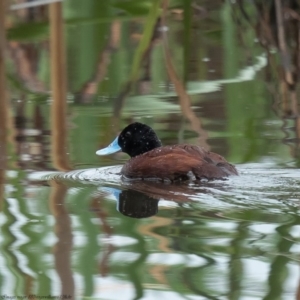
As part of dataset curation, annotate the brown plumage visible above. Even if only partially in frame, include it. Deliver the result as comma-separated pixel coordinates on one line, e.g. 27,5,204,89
96,122,238,182
121,144,238,181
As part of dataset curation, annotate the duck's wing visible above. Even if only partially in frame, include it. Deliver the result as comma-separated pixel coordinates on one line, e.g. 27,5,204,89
177,144,238,176
121,145,237,181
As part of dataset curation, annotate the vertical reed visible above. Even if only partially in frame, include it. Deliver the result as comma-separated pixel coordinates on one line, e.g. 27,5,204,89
0,0,7,207
161,0,209,148
49,1,71,171
49,182,74,299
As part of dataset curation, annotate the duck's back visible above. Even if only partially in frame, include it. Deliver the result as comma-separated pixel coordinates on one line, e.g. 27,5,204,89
121,144,238,181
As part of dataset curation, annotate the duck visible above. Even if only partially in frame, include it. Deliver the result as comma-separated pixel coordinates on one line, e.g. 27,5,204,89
96,122,238,182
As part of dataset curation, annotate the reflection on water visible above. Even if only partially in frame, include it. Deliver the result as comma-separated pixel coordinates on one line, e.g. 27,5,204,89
2,0,300,299
3,165,300,299
105,188,159,219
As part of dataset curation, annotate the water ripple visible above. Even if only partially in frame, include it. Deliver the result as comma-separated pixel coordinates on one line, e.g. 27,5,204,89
28,163,300,213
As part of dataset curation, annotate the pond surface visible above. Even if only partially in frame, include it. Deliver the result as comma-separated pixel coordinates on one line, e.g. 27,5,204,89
2,0,300,299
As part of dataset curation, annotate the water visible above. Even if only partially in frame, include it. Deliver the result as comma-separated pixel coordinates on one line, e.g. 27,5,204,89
2,0,300,299
4,165,300,299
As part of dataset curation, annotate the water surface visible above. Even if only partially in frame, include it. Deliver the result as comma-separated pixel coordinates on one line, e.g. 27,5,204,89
2,1,300,299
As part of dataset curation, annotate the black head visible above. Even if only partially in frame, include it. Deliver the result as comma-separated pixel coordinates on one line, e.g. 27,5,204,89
118,122,162,157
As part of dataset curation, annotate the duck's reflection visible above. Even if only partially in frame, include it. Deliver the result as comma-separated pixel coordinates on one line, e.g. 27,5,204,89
102,181,205,219
117,189,159,218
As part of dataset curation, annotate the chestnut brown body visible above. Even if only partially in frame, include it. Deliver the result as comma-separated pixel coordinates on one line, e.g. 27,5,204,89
121,144,238,181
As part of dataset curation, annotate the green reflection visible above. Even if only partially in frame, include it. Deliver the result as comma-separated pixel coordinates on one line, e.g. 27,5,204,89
2,0,300,299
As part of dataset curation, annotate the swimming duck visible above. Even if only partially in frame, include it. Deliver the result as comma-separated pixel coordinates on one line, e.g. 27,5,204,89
96,122,238,181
